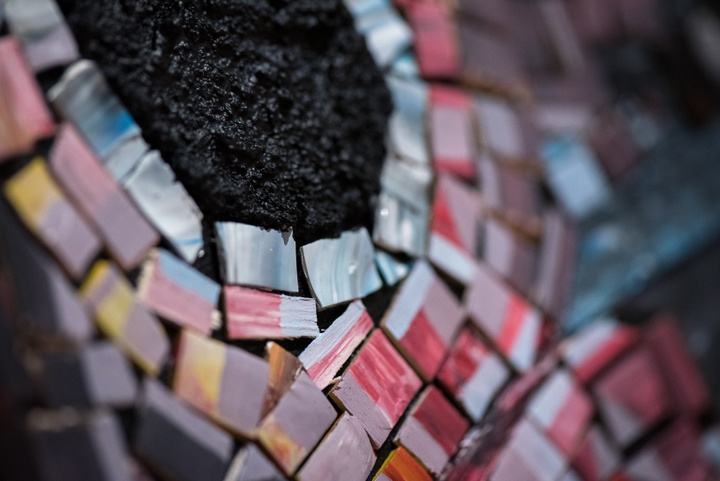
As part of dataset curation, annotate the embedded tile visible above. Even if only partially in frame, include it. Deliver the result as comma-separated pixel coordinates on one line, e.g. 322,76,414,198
4,157,101,280
122,151,204,263
408,2,461,79
330,330,422,448
49,125,159,271
374,250,411,286
224,444,285,481
138,249,220,335
482,219,537,295
215,222,298,293
437,327,510,421
173,330,269,437
572,425,620,481
491,419,567,481
135,379,233,481
394,386,469,476
301,228,382,309
382,261,464,380
224,286,319,340
297,413,376,481
4,0,79,71
0,37,55,161
465,264,542,371
299,300,374,389
374,447,432,481
80,260,170,375
386,76,429,166
429,85,476,179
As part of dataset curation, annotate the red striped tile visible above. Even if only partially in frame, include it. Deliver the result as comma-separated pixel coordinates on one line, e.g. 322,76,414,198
383,261,465,380
408,2,461,79
429,85,476,179
330,330,422,448
466,264,542,371
395,386,469,476
572,425,620,481
300,300,373,389
224,285,319,340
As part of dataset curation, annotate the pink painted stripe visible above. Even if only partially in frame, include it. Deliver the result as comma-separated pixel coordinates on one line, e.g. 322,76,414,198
497,294,529,355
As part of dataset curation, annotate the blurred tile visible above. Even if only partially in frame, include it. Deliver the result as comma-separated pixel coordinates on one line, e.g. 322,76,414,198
533,209,576,320
224,444,285,481
215,222,298,293
541,135,612,219
173,330,269,437
429,85,475,179
479,158,541,235
0,202,93,343
491,419,567,481
482,219,537,295
408,2,460,79
299,300,373,389
623,421,710,481
135,380,233,481
374,157,432,257
560,318,637,384
0,37,55,161
437,327,510,422
263,342,303,418
386,76,429,166
428,174,481,285
466,264,542,371
122,151,204,263
297,413,376,481
374,447,432,481
29,409,131,481
394,386,469,476
40,342,137,409
224,286,319,340
4,157,101,280
572,425,620,481
4,0,79,71
257,371,337,475
474,95,526,162
645,313,710,416
330,330,422,448
526,370,594,455
353,2,412,68
457,0,511,30
301,228,382,309
49,61,147,180
374,250,410,286
80,260,169,375
593,346,670,448
138,249,220,335
49,125,159,271
382,261,464,380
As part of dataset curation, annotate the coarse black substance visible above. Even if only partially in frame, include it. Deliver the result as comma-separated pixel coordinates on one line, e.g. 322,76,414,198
61,0,392,245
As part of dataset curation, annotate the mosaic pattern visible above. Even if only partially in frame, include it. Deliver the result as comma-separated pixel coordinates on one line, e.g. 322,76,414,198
0,0,717,480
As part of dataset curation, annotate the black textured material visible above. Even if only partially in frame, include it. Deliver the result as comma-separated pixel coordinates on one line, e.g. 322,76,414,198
61,0,392,244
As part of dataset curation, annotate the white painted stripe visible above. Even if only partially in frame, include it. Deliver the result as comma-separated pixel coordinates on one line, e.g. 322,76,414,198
564,319,618,367
428,234,477,285
279,296,320,338
460,354,509,421
384,261,434,339
528,371,573,428
509,307,541,371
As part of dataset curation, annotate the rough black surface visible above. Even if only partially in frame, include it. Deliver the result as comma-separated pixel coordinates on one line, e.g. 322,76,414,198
61,0,391,244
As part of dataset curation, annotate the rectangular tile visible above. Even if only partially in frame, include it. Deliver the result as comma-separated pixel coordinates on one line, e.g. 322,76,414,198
299,300,373,389
429,85,476,179
571,425,620,481
122,151,204,263
394,386,469,476
257,371,337,475
224,444,285,481
482,219,537,295
382,261,465,380
437,327,510,422
465,264,542,371
491,419,567,481
135,379,233,481
138,249,220,335
80,260,170,375
49,125,159,271
408,2,461,79
301,228,382,309
374,447,433,481
386,76,429,166
4,0,79,71
330,330,422,448
224,285,319,340
0,37,55,161
215,222,298,293
4,157,101,280
173,329,269,437
297,413,376,481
